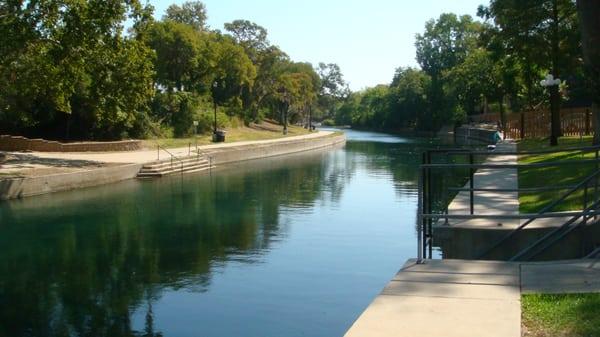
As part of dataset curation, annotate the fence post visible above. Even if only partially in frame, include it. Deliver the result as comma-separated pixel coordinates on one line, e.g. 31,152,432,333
157,145,160,160
583,180,588,225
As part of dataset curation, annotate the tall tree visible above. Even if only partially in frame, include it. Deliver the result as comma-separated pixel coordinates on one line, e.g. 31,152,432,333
224,20,287,121
0,0,155,140
317,63,347,119
576,0,600,144
415,13,480,130
164,1,207,31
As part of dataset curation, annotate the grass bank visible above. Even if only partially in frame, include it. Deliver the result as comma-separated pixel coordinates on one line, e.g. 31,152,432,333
143,120,311,149
522,293,600,337
518,136,597,213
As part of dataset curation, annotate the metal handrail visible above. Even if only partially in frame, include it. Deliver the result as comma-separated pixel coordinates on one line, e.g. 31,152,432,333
156,143,187,174
448,186,577,193
421,158,600,169
476,168,600,259
426,145,600,156
510,198,600,261
423,210,600,220
418,144,600,262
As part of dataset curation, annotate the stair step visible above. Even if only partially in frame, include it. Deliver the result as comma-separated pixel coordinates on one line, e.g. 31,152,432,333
136,162,213,178
141,161,209,172
142,157,209,170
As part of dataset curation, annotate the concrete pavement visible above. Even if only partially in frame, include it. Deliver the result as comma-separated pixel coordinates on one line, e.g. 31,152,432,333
1,131,334,173
344,258,600,337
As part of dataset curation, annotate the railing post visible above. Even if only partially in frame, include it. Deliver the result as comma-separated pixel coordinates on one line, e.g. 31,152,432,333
426,151,433,259
421,151,431,261
583,180,588,225
594,149,600,209
469,153,475,215
417,162,424,264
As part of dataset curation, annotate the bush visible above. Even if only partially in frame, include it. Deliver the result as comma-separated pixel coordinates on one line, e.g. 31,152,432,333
322,118,336,126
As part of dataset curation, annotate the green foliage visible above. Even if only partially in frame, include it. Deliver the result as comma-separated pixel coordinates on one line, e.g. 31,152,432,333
0,0,155,140
164,1,207,31
321,118,335,126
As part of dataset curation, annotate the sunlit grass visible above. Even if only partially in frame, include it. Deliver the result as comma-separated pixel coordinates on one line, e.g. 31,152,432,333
518,136,598,213
142,122,311,149
522,293,600,337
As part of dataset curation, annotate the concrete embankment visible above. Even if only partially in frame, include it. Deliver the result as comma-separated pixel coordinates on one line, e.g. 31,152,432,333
0,132,345,200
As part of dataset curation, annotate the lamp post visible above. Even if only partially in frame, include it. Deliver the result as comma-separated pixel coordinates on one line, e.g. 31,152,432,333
540,74,561,146
212,81,218,141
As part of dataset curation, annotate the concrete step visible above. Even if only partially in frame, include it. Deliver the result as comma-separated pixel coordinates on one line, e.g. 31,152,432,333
137,162,210,176
140,160,209,173
137,156,212,178
142,156,209,170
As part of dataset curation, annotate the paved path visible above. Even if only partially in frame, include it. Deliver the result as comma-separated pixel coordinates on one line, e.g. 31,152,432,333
344,258,600,337
446,142,520,228
1,131,333,174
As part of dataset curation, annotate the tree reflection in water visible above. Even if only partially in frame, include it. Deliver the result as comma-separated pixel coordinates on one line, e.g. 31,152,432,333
0,135,433,337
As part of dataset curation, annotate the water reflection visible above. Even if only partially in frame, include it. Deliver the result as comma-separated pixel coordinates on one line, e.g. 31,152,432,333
0,130,432,337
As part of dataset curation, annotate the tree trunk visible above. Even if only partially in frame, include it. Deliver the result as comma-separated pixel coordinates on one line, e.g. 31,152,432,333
549,0,561,146
576,0,600,143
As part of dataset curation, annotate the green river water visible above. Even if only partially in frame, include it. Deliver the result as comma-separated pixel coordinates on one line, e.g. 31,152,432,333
0,129,439,337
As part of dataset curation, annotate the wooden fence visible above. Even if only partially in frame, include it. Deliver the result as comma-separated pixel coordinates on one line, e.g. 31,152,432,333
470,107,593,140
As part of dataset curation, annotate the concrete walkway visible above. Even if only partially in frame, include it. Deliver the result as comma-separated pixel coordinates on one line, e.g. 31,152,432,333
446,141,521,228
1,131,333,173
344,258,600,337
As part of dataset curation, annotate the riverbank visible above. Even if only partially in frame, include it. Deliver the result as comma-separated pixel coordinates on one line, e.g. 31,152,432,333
0,131,345,200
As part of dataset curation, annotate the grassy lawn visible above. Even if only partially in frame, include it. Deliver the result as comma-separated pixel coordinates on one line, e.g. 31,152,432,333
142,121,311,149
518,136,598,213
522,293,600,337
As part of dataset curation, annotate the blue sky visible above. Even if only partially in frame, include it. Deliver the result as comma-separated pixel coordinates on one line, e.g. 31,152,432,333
151,0,486,90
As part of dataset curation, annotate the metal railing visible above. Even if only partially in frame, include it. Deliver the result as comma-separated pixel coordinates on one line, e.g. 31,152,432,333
417,145,600,263
156,144,186,174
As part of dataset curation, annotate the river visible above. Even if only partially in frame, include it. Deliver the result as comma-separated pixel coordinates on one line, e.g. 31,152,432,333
0,129,439,337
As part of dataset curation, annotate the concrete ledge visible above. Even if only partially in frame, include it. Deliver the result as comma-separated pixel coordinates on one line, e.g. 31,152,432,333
0,163,142,200
205,133,346,165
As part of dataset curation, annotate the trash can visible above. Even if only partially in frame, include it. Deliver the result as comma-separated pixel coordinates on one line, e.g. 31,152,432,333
213,130,226,142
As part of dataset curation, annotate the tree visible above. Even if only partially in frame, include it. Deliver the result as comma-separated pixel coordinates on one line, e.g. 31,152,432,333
576,0,600,144
224,20,288,122
316,63,348,119
0,0,155,140
164,1,207,31
388,68,431,129
272,62,319,133
147,20,208,92
444,48,500,117
210,34,256,131
415,13,480,130
479,0,582,145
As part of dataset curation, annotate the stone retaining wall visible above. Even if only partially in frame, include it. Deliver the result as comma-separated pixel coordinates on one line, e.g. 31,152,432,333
0,164,143,200
206,133,347,165
0,135,142,152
